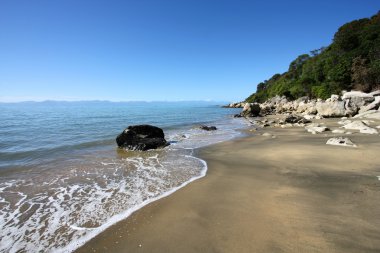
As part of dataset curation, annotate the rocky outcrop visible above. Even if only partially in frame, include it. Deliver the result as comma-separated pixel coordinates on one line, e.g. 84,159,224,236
199,125,217,131
224,102,246,108
116,125,169,151
228,91,380,151
257,95,288,115
297,100,317,115
229,90,380,119
241,103,261,117
343,91,376,115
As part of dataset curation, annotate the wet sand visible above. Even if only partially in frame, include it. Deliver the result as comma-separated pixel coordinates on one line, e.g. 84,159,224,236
76,121,380,253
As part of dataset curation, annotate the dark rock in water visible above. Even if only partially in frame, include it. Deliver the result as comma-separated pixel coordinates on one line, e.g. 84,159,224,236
234,114,243,118
199,125,217,131
116,125,169,151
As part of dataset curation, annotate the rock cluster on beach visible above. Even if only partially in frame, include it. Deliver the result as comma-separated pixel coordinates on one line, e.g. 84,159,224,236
116,125,169,151
226,90,380,146
226,102,245,108
228,90,380,119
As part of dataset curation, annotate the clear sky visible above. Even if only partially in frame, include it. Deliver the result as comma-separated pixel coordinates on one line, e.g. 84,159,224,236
0,0,379,102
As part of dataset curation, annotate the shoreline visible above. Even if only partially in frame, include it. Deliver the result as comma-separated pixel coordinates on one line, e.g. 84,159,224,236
76,115,380,253
60,153,209,253
65,127,248,253
0,102,246,253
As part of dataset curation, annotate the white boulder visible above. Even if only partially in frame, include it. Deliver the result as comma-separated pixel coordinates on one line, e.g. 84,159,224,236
305,123,329,134
303,114,317,120
343,91,375,116
342,120,378,134
316,101,346,117
332,129,346,134
326,137,357,148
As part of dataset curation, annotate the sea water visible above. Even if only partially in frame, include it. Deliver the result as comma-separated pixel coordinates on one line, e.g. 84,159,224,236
0,101,247,252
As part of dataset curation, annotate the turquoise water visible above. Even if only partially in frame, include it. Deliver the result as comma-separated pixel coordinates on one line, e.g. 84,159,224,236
0,101,245,252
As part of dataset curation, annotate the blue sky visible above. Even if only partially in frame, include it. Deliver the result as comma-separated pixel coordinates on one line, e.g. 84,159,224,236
0,0,379,102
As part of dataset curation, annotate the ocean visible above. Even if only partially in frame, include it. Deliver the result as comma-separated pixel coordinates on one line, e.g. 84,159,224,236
0,101,246,252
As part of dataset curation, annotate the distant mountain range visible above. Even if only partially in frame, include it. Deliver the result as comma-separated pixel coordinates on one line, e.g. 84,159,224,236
0,100,228,105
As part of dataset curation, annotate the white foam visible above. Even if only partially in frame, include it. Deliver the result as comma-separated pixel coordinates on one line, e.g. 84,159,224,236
100,162,117,166
69,225,96,231
56,156,208,253
0,152,209,253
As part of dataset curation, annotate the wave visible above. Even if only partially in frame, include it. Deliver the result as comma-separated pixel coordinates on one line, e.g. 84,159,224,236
0,139,115,169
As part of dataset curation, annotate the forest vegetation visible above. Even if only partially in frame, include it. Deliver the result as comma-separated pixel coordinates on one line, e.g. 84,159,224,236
246,11,380,103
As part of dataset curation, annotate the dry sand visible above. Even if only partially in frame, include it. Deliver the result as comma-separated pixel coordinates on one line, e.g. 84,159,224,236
76,119,380,253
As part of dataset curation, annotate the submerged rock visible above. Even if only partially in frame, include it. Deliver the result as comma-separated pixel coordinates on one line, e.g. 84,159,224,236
199,125,217,131
116,125,169,151
326,137,357,147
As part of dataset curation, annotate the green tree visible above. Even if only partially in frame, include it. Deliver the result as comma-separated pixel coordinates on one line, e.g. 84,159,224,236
245,11,380,103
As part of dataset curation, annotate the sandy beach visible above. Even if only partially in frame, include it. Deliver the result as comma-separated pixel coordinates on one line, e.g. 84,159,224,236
3,3,380,252
76,117,380,253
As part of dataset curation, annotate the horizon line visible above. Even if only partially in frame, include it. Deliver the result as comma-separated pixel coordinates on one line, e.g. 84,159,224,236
0,99,235,104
